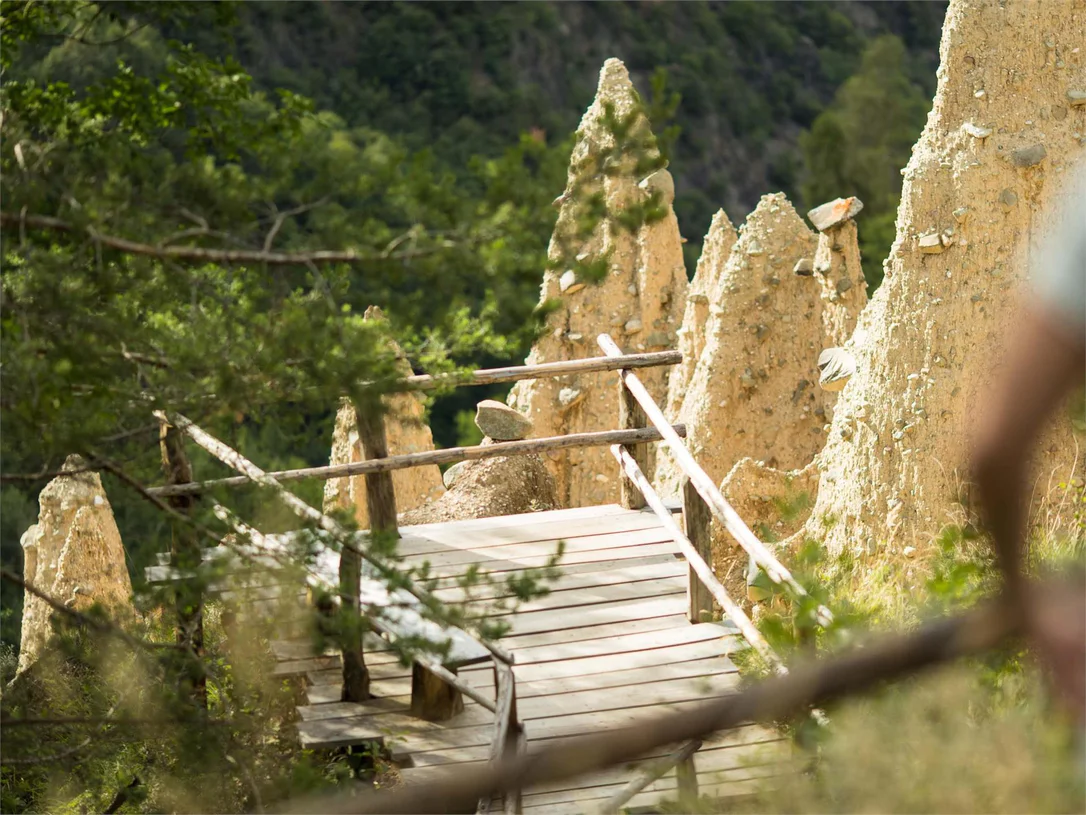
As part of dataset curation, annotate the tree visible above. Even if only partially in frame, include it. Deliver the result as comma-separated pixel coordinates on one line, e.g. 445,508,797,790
0,4,671,809
801,35,930,289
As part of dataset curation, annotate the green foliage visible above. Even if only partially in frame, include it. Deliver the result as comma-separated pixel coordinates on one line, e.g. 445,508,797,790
801,35,931,289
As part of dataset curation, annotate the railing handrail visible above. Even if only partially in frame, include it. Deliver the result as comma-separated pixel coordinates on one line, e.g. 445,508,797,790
147,424,687,499
610,445,781,669
394,350,680,392
596,334,834,628
161,410,515,667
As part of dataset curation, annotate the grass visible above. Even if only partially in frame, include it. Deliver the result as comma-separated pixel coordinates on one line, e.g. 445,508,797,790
703,513,1086,814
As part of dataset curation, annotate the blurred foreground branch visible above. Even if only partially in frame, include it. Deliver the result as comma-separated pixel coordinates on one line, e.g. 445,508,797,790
280,595,1029,814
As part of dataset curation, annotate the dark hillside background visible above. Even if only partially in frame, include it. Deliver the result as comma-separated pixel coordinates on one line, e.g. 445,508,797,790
181,1,944,271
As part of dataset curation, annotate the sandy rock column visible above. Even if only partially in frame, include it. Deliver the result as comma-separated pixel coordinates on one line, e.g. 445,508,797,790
655,194,825,498
509,58,688,508
806,197,870,346
16,455,134,677
801,0,1086,558
665,211,738,420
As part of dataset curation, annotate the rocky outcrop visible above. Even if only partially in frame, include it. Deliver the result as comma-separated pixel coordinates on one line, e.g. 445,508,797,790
665,211,738,420
323,308,445,526
508,58,688,508
656,194,826,498
801,0,1086,558
16,456,133,677
807,198,869,346
401,403,558,523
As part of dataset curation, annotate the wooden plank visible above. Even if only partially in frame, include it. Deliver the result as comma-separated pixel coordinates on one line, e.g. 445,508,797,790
477,576,686,620
272,654,341,677
432,558,686,604
388,660,738,765
520,762,785,813
495,614,688,652
501,596,685,638
510,640,738,685
399,722,780,775
400,527,673,573
396,512,665,557
507,621,736,667
524,730,788,794
427,553,679,589
401,504,629,537
271,640,340,662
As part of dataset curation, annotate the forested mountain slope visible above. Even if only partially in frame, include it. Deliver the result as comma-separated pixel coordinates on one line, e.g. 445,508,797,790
202,1,944,265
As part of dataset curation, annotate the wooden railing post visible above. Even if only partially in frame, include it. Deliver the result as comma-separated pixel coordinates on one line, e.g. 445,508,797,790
358,402,475,720
480,662,523,815
356,405,399,538
158,420,206,709
683,479,714,624
335,402,400,704
618,372,648,510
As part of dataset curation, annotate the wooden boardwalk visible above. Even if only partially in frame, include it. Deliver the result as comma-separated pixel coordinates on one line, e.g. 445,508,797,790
273,504,790,813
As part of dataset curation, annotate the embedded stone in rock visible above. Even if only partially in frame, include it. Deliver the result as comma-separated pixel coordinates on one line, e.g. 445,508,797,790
638,168,675,206
793,257,814,276
919,233,945,253
558,387,584,409
443,461,469,490
1068,89,1086,107
962,122,992,139
475,400,533,440
1009,143,1047,167
559,270,585,294
817,347,856,392
999,188,1019,210
807,197,864,233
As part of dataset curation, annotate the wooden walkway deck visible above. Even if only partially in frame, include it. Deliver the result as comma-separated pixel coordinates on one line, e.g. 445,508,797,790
273,504,790,814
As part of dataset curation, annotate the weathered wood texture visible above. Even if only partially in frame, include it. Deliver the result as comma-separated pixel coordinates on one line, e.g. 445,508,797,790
597,332,833,629
683,479,714,624
618,373,649,511
401,350,680,391
265,506,787,814
147,425,686,498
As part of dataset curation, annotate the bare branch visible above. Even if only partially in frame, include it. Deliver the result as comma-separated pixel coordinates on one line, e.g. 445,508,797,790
262,196,330,254
0,568,182,656
2,212,449,266
279,597,1022,814
0,736,93,766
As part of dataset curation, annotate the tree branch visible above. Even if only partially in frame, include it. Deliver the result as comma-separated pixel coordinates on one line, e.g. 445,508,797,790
2,212,448,266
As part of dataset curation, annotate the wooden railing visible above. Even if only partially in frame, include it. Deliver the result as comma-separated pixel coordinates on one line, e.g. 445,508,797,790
150,349,684,815
596,333,831,811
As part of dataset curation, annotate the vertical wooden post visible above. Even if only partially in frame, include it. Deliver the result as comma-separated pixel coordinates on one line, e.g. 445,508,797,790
486,662,523,815
356,404,399,538
683,479,714,624
337,402,399,704
618,372,648,510
159,420,206,709
411,663,465,721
